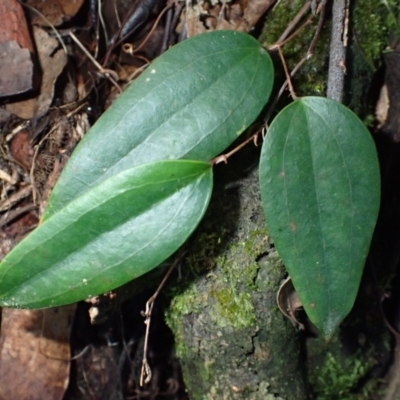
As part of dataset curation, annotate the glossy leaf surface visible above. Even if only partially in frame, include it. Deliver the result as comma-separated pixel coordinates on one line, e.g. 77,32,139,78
0,160,212,308
43,30,273,220
259,97,380,338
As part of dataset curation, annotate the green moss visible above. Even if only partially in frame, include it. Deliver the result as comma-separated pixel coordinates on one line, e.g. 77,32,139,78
206,229,274,328
310,351,379,400
243,229,269,258
210,287,256,328
352,0,399,69
260,0,330,97
166,228,273,335
347,0,399,116
184,233,223,276
307,329,386,400
260,0,399,115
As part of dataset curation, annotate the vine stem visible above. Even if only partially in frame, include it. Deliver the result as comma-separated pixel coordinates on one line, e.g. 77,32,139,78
326,0,349,102
139,251,186,386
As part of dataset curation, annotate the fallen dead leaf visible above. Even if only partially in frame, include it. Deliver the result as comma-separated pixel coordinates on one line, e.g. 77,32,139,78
0,0,37,96
185,0,276,37
239,0,276,32
9,130,34,169
26,0,85,27
277,276,305,330
6,26,67,119
0,306,76,400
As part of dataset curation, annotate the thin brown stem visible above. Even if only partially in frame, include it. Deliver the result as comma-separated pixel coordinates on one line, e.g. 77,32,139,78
270,14,314,50
263,57,308,126
211,131,261,165
133,2,173,54
277,45,298,99
139,251,185,386
69,32,122,93
276,1,312,44
307,0,328,58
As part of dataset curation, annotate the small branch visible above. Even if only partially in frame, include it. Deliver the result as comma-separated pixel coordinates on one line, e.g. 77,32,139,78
139,251,185,386
263,56,308,126
132,1,173,54
264,1,328,125
326,0,349,102
277,45,298,99
69,31,122,93
269,14,314,50
276,1,312,44
307,0,328,58
211,131,260,165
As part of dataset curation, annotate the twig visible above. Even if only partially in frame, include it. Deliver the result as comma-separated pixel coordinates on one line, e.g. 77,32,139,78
168,1,185,47
139,252,185,386
211,129,261,165
127,63,150,83
264,0,328,124
0,203,37,228
277,45,298,99
0,185,32,212
0,169,17,185
21,2,68,54
161,4,174,53
264,57,308,126
276,1,312,44
69,31,122,93
326,0,349,102
307,0,328,58
133,2,173,54
70,345,93,361
96,0,108,58
102,0,139,65
269,13,314,50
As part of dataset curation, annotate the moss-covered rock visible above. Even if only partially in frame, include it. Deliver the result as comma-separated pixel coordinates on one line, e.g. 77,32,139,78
165,147,307,399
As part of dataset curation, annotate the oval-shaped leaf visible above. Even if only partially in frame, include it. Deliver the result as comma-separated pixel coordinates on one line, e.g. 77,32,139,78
43,30,273,220
0,160,212,309
259,97,380,338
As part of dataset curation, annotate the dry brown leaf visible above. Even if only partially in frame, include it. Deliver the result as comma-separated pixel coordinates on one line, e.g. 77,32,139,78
0,41,35,97
276,276,304,330
0,306,76,400
239,0,276,32
0,0,34,50
6,27,67,119
26,0,85,27
0,0,36,96
185,0,276,37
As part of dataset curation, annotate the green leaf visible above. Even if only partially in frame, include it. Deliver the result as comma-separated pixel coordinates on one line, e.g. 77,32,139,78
43,30,273,220
259,97,380,338
0,160,212,309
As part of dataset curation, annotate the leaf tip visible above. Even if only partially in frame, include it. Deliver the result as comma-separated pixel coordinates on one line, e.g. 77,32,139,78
319,313,343,341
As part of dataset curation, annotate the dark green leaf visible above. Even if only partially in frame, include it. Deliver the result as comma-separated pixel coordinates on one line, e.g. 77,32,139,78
0,160,212,308
43,30,273,220
259,97,380,338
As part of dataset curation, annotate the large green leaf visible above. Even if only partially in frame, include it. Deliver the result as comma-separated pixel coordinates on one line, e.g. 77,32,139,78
0,160,212,309
43,30,273,220
259,97,380,338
